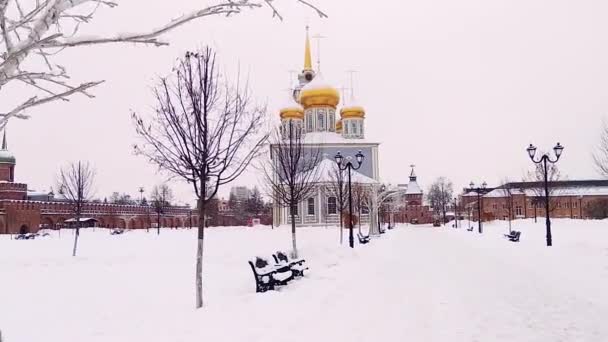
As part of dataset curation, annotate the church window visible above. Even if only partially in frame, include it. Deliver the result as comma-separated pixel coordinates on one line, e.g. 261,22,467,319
515,206,523,216
344,121,350,134
307,197,315,215
318,109,326,131
351,121,357,135
359,121,364,137
327,197,337,215
329,112,335,131
306,111,313,132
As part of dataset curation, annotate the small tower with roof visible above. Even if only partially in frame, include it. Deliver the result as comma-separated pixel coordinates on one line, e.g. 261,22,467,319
0,130,16,182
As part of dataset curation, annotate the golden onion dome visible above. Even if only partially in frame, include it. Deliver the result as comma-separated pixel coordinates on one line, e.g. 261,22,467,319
340,98,365,119
336,119,343,133
299,74,340,108
279,95,304,120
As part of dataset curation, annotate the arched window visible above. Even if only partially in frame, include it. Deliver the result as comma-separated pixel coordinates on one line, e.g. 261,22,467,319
318,110,325,131
307,197,315,215
306,111,313,132
327,197,337,215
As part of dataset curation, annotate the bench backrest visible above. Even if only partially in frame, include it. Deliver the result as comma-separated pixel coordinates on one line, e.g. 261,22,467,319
276,252,289,263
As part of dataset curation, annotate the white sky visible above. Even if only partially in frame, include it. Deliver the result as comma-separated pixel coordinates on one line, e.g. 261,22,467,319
7,0,608,205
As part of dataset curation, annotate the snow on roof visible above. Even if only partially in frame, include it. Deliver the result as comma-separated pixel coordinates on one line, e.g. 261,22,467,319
482,186,608,198
405,179,422,195
302,132,377,145
462,191,478,197
301,73,335,91
314,158,378,184
483,188,524,197
64,217,98,223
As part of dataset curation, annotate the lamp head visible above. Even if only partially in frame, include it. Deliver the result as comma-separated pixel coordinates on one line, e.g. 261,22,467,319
334,151,343,166
527,144,537,159
355,150,364,165
554,142,564,159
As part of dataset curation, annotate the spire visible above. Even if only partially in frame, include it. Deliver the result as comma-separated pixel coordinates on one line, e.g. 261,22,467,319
304,25,313,71
2,129,6,150
409,164,416,180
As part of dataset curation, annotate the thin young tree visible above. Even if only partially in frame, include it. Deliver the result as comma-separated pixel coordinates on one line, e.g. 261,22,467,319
0,0,325,130
262,120,321,258
325,164,347,243
500,179,514,232
593,120,608,177
150,183,173,235
57,161,95,256
351,182,369,234
133,47,268,309
426,177,454,225
524,162,561,217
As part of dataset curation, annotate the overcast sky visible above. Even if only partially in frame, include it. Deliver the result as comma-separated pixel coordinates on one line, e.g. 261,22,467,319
6,0,608,205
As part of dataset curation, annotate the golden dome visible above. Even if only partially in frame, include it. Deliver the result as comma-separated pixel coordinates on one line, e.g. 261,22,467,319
279,96,304,120
299,74,340,108
336,119,343,133
340,105,365,119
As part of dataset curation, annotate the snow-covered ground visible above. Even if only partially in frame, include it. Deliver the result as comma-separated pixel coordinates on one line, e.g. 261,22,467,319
2,219,608,342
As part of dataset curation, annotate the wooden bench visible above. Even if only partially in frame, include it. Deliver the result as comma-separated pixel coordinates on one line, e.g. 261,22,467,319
357,232,370,244
248,257,295,293
504,231,521,242
273,251,308,278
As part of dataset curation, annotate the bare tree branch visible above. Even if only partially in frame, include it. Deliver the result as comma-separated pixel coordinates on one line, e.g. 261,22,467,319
133,47,269,309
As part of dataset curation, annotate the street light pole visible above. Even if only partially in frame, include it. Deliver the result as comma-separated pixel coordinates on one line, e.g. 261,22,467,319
453,197,458,228
526,142,564,247
469,181,487,234
335,150,365,248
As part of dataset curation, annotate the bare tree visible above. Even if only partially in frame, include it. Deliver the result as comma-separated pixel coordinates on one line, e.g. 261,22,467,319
500,178,514,232
262,120,320,258
325,164,347,243
133,47,268,309
426,177,453,225
593,121,608,177
57,161,94,257
524,162,561,215
0,0,325,130
150,183,173,235
351,182,369,234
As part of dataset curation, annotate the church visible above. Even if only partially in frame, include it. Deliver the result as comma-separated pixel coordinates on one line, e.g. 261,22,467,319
271,28,381,227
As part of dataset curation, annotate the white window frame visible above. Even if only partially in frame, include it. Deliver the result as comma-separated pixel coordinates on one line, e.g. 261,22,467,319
307,197,315,216
327,197,337,215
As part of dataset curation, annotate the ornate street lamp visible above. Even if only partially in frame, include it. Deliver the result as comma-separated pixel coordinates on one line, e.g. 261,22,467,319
468,181,487,233
526,142,564,246
453,197,458,228
335,150,365,248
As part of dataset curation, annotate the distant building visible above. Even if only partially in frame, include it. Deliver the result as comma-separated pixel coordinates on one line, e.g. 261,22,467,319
382,167,434,225
229,186,251,202
0,131,197,234
460,180,608,221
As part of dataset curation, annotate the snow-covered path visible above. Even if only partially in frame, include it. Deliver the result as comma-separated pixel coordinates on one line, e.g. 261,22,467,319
2,220,608,341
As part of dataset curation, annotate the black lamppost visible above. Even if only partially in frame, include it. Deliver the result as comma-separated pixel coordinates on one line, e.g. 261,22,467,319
453,197,458,228
526,142,564,247
468,181,487,233
335,150,365,248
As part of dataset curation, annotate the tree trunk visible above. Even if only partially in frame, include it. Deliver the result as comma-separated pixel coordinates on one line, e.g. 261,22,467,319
72,216,80,257
157,211,160,235
195,199,206,309
290,203,298,259
339,212,343,244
